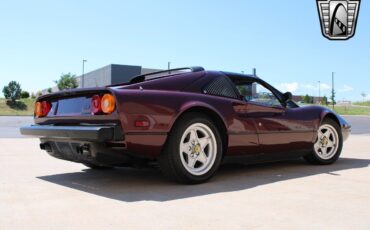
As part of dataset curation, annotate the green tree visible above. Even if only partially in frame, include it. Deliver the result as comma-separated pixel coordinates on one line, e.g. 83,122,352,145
237,86,248,96
47,88,52,93
55,73,78,90
303,94,312,104
31,92,36,99
321,96,328,106
361,92,367,102
330,89,336,106
20,91,30,99
2,81,22,103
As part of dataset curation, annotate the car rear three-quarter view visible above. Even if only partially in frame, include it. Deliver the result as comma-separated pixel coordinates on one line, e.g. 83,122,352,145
21,67,351,184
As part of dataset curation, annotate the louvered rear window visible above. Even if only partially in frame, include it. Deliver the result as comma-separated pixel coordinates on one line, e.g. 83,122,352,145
203,76,239,99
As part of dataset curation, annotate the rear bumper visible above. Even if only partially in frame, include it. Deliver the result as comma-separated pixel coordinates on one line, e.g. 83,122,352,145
20,125,166,165
20,125,124,142
20,125,128,166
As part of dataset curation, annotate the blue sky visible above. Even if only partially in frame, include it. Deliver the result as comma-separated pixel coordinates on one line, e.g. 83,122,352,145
0,0,369,101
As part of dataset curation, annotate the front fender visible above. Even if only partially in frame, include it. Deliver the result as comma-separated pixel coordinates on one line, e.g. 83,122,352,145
320,107,351,141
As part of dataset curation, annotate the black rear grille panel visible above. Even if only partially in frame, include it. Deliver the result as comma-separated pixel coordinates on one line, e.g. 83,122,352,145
53,142,91,162
203,76,239,99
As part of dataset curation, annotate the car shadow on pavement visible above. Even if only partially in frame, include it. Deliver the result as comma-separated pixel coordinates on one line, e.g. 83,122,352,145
38,157,370,202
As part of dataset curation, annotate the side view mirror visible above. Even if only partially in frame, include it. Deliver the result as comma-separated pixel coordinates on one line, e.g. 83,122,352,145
282,92,293,102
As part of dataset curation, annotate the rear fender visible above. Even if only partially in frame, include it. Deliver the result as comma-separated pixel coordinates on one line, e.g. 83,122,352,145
169,101,228,133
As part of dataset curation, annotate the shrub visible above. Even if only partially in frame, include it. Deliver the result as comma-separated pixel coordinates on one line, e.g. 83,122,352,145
3,81,22,103
21,91,30,99
55,73,78,90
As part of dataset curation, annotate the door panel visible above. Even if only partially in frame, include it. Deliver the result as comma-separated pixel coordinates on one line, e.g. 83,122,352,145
249,102,314,154
228,102,260,156
234,101,314,155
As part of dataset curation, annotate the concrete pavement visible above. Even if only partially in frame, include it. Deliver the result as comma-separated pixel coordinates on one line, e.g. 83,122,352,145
0,136,369,229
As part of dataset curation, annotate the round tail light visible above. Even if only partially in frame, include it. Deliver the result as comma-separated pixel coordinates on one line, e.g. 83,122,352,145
42,101,51,116
91,95,102,114
35,101,51,118
101,94,116,114
35,102,43,117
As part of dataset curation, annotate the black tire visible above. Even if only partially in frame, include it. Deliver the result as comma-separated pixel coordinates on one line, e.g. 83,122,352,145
159,112,223,184
304,118,343,165
83,163,114,170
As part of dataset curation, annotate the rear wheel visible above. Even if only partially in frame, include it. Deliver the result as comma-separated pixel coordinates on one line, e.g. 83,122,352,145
159,113,222,184
304,119,343,165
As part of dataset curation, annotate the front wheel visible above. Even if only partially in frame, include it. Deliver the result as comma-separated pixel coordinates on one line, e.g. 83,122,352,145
304,119,343,165
159,113,223,184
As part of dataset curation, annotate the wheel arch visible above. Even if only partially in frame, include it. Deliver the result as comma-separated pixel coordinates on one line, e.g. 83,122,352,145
322,112,340,126
168,103,229,156
320,109,346,128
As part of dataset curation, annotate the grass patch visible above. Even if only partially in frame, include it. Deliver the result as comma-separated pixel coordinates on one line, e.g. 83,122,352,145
327,105,370,116
354,101,370,107
0,98,35,116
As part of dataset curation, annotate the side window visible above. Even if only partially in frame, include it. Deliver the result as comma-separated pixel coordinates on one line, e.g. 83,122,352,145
236,82,282,107
203,76,239,99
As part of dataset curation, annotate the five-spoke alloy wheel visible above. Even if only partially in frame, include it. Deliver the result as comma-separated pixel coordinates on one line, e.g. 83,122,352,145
159,112,222,184
304,119,343,165
314,124,339,160
179,123,217,176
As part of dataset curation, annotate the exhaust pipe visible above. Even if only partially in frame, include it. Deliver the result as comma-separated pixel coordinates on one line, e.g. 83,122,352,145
76,144,91,156
40,143,52,152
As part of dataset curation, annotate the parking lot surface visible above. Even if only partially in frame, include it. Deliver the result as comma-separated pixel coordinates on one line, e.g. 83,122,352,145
0,135,369,229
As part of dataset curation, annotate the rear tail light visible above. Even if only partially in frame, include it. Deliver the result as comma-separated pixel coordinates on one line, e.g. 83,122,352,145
91,93,116,115
35,102,42,117
35,101,51,118
42,101,51,116
91,95,102,114
101,94,116,114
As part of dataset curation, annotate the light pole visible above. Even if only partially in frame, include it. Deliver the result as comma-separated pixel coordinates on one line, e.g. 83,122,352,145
82,59,87,88
168,61,171,74
318,81,321,104
332,72,335,110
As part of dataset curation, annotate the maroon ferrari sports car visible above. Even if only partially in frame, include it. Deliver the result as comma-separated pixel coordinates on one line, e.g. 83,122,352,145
21,67,351,184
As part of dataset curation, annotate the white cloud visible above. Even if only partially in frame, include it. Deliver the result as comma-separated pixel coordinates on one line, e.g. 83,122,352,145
301,84,315,90
276,82,299,93
320,83,331,90
275,82,354,96
276,82,331,94
338,84,354,92
302,83,331,91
